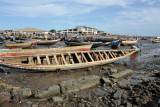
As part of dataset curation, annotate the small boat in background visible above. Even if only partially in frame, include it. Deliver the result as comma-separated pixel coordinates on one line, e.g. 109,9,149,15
0,48,140,71
151,39,160,43
121,39,138,46
111,40,121,49
4,40,37,49
37,39,60,45
0,45,92,58
102,42,111,46
65,41,102,48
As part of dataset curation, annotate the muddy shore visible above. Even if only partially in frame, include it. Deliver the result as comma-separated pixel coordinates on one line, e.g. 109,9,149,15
0,40,160,107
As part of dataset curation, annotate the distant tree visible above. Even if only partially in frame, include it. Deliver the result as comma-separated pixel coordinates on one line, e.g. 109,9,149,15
97,30,105,33
49,29,56,33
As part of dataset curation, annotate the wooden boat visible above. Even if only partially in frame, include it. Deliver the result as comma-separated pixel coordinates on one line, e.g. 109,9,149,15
111,40,121,49
37,39,60,45
0,42,4,44
0,48,140,71
151,39,160,43
65,41,102,48
4,40,37,49
0,45,92,58
121,40,138,46
102,42,111,46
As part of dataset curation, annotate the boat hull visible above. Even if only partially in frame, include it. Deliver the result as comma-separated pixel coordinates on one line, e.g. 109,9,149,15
37,39,60,45
121,40,138,46
0,49,139,71
4,41,36,49
0,45,92,58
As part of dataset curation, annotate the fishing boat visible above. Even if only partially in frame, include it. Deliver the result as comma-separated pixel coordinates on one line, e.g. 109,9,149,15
151,39,160,43
102,42,111,46
110,40,121,49
37,39,60,45
0,45,92,58
121,39,138,46
0,48,140,71
4,40,37,49
65,41,102,48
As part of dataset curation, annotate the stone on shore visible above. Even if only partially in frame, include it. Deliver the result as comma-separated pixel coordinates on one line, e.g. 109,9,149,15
110,69,133,79
0,92,11,102
61,75,100,94
34,85,60,99
102,77,111,84
50,96,63,102
11,88,32,99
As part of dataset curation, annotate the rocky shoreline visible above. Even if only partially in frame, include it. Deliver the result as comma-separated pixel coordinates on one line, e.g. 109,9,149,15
0,67,160,107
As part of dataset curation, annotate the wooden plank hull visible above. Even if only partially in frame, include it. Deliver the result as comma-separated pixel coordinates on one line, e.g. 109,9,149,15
37,39,60,45
0,45,92,58
152,39,160,43
121,40,138,46
4,40,36,49
65,42,102,48
0,49,140,71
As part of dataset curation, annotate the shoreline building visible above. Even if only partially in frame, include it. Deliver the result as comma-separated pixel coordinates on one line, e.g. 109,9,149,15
58,26,97,35
13,28,48,34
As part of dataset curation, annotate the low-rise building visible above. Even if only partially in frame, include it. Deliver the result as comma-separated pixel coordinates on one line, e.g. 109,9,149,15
58,26,97,35
13,28,48,34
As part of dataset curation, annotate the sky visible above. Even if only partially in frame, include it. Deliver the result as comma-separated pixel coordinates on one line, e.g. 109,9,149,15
0,0,160,37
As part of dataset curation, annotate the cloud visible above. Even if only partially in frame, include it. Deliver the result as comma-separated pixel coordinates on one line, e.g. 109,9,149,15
119,8,160,25
0,0,131,17
0,0,131,7
99,7,160,36
140,0,159,5
0,3,97,17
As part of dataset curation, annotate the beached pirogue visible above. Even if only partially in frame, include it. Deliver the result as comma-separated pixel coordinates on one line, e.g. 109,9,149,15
121,39,138,46
0,48,140,71
4,40,37,49
0,45,92,58
36,39,60,45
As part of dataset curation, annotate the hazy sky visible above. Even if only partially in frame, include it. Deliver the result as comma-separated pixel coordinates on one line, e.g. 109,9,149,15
0,0,160,36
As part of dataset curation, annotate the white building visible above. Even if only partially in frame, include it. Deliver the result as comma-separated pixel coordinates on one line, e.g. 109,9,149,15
58,26,97,35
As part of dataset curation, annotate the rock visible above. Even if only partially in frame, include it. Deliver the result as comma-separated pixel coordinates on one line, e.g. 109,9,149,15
51,96,63,102
110,78,117,83
128,98,133,101
110,68,118,74
139,96,147,105
0,92,11,102
34,85,60,99
101,67,108,70
121,92,128,100
118,82,132,90
126,102,132,107
11,88,32,99
113,90,123,99
60,75,100,94
110,69,133,79
134,97,147,105
114,99,121,106
87,68,92,71
31,104,39,107
102,77,111,84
